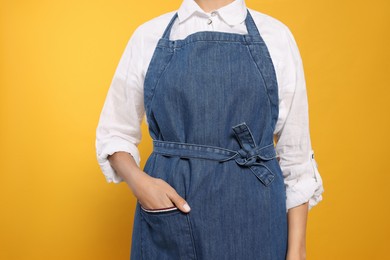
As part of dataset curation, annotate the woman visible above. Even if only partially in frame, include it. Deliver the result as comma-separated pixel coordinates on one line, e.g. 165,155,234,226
95,0,324,259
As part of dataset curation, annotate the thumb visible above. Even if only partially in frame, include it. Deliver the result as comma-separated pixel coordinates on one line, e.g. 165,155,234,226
167,190,191,213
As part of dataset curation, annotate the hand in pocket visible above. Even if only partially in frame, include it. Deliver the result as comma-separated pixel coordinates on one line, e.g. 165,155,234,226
132,172,191,213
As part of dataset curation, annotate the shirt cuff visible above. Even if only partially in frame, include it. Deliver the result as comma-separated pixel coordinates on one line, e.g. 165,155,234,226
284,150,324,212
95,137,141,184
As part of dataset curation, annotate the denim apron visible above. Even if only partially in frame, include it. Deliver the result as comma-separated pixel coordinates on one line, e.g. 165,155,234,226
130,9,288,260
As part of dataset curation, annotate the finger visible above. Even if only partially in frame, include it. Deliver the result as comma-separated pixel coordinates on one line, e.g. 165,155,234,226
166,190,191,213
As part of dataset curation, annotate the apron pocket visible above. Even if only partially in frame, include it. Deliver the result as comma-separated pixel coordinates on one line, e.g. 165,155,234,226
139,203,197,259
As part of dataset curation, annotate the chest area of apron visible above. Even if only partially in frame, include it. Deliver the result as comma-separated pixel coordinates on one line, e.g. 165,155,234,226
144,39,273,147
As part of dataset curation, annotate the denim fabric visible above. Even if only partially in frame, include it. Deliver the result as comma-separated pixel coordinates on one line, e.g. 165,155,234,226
131,9,288,260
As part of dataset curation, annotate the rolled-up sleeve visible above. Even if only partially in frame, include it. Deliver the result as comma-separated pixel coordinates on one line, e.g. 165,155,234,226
95,26,145,184
274,25,324,212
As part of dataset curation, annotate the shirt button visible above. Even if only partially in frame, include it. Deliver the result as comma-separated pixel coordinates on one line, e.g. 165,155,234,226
211,11,217,17
207,18,212,25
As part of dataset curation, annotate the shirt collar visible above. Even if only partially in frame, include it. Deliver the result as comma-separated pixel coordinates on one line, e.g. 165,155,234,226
177,0,247,26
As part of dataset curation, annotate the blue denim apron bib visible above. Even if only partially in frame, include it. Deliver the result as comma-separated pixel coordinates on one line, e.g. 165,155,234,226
130,9,288,260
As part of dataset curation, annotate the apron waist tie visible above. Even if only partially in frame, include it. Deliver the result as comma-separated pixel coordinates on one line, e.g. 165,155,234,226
152,123,277,186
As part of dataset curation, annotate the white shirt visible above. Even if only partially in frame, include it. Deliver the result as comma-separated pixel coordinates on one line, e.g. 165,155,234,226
95,0,324,211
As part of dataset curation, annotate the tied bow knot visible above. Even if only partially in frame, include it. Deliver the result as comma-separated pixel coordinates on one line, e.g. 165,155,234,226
230,123,278,186
235,147,263,167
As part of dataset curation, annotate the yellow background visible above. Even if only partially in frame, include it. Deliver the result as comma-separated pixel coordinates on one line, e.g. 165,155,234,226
1,0,389,259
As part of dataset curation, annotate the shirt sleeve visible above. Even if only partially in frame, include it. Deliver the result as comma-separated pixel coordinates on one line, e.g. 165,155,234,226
95,26,145,184
274,25,324,212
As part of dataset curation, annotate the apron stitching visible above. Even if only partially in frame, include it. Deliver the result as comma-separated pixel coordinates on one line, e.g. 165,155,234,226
244,44,273,113
146,51,176,121
139,210,145,259
186,214,198,259
154,139,238,154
